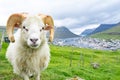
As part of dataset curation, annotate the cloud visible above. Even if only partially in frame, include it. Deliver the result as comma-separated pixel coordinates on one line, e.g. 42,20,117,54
70,24,100,35
0,0,120,34
54,18,80,27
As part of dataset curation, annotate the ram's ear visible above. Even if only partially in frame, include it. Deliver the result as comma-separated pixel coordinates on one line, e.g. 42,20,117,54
43,25,53,30
38,14,54,42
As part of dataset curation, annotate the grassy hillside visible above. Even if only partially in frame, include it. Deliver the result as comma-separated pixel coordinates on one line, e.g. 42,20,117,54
0,43,120,80
91,25,120,40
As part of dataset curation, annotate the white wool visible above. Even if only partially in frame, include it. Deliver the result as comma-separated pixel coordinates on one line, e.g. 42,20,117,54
6,16,50,80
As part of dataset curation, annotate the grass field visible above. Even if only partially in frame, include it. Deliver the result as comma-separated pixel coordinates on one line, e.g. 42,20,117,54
0,43,120,80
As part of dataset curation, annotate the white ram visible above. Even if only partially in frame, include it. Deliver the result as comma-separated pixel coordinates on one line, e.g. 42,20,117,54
6,13,54,80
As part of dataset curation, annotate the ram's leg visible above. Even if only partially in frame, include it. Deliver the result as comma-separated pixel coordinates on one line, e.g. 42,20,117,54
35,73,40,80
20,73,29,80
23,76,29,80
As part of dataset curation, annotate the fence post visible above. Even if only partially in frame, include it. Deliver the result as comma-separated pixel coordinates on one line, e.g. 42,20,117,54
116,56,120,64
79,53,84,67
69,46,74,67
0,30,5,50
90,53,94,64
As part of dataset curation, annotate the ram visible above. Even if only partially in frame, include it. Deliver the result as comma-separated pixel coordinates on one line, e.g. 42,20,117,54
6,13,54,80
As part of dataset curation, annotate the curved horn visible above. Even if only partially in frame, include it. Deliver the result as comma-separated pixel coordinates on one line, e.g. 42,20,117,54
6,13,27,42
38,14,54,42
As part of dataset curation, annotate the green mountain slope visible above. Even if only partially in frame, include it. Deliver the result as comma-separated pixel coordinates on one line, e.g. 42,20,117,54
91,24,120,40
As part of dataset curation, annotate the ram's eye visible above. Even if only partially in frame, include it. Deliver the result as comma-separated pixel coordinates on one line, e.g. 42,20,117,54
40,27,44,32
42,27,44,29
40,29,42,32
23,26,28,31
23,26,25,29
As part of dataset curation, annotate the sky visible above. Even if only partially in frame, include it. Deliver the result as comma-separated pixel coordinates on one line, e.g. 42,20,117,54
0,0,120,34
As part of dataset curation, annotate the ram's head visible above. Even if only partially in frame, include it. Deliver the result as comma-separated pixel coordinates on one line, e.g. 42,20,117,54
6,13,54,48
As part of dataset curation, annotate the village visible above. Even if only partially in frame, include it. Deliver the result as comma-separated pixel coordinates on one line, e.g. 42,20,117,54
53,37,120,50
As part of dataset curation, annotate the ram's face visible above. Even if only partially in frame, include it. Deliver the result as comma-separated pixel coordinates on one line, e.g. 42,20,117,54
21,16,45,49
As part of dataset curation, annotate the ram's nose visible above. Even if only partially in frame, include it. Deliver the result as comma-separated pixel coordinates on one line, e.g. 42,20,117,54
30,38,38,44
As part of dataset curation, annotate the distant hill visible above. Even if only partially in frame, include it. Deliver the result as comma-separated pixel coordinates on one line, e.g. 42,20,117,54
91,23,120,40
0,26,6,32
90,23,118,35
54,26,79,39
80,28,96,36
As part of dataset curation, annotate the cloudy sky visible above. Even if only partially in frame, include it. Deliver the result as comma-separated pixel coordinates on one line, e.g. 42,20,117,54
0,0,120,34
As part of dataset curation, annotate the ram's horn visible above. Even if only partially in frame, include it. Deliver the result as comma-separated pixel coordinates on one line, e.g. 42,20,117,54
6,13,27,42
38,14,54,42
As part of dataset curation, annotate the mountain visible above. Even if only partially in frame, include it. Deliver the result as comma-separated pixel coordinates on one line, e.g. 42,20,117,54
54,26,79,39
80,28,96,36
0,26,6,32
91,23,120,40
90,23,118,35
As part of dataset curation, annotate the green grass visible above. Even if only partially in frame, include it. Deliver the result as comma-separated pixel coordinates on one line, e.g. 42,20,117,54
0,43,120,80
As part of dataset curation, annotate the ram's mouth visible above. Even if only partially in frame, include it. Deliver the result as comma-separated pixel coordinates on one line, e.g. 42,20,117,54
31,44,38,47
30,44,39,49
